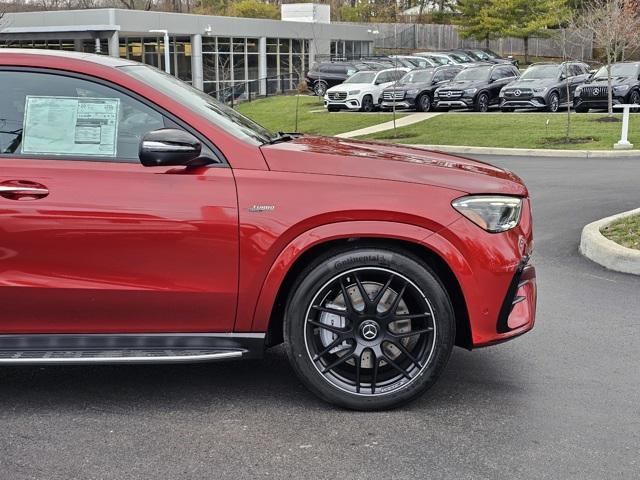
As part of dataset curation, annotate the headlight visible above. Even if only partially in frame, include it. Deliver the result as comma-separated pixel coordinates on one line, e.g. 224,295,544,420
574,86,583,96
348,90,361,96
452,195,523,233
613,85,630,94
499,88,506,98
464,88,477,95
533,87,548,94
406,89,419,95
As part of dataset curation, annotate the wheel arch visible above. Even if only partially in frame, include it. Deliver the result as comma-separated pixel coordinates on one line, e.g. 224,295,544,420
259,230,473,351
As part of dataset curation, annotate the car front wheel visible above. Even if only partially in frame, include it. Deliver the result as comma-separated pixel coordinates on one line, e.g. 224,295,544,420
546,92,560,112
314,81,328,97
284,247,455,410
361,95,374,113
416,94,431,112
474,93,489,112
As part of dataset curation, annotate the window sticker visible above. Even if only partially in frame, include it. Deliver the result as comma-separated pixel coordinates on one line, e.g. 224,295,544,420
22,96,120,157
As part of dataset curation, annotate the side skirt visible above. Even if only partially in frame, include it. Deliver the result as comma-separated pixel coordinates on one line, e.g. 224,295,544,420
0,333,265,365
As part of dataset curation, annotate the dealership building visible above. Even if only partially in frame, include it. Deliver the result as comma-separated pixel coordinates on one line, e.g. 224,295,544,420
0,5,374,96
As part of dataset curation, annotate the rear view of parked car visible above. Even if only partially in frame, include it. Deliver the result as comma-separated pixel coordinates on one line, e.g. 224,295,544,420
573,62,640,112
324,68,409,112
381,65,463,112
500,62,591,112
435,63,520,112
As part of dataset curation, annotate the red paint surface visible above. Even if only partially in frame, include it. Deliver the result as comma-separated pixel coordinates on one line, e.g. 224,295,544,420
0,51,535,346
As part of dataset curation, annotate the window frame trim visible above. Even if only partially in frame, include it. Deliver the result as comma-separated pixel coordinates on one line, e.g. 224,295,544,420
0,66,229,167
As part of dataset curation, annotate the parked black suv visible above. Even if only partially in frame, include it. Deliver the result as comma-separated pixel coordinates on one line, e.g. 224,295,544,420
434,63,520,112
306,61,385,96
500,61,591,112
573,62,640,112
380,65,464,112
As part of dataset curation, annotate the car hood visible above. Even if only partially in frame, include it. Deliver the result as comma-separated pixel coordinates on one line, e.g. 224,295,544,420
582,77,633,87
260,136,527,196
504,78,554,89
438,80,486,90
384,82,432,92
327,83,371,92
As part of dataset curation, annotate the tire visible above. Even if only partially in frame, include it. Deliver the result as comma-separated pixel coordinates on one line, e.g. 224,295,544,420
629,90,640,112
313,81,328,97
474,93,489,112
501,107,515,112
415,93,431,112
546,92,560,113
360,95,374,113
575,103,589,113
284,247,455,411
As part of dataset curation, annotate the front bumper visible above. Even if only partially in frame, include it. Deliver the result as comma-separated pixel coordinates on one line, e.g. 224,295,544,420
324,98,361,110
574,96,625,109
437,198,536,348
381,100,413,109
500,97,546,109
435,97,474,108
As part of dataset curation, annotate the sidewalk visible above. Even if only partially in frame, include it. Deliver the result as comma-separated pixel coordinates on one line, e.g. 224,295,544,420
336,112,440,138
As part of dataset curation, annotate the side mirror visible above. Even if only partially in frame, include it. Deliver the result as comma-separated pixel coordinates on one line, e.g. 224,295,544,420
139,129,208,167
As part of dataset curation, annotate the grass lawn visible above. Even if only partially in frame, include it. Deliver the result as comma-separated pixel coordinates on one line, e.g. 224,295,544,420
236,95,406,136
361,113,640,150
601,215,640,250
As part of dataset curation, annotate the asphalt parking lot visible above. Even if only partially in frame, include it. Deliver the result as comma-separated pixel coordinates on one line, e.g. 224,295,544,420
1,154,639,480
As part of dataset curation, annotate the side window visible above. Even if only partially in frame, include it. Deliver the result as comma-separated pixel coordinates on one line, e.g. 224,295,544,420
375,72,388,84
444,68,460,80
496,67,513,79
0,70,168,162
433,72,445,83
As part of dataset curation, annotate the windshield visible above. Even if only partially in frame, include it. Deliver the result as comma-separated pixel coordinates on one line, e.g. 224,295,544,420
454,66,491,81
400,70,434,84
120,65,273,145
521,64,561,80
344,71,377,84
483,49,500,59
407,58,429,68
448,53,473,63
423,55,449,66
594,64,640,79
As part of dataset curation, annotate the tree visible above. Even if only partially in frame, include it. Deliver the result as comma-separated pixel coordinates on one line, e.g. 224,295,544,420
455,0,504,48
489,0,571,64
574,0,640,115
227,0,279,19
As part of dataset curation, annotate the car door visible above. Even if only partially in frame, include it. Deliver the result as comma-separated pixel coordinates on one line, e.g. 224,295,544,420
0,68,238,334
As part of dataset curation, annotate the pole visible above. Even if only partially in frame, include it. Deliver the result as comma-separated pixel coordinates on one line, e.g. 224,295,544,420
149,29,171,74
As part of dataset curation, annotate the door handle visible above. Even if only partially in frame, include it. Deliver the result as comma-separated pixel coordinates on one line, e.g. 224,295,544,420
0,180,49,200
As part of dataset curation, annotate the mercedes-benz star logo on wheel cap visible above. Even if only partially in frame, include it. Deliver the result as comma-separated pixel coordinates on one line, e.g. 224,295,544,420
360,321,379,341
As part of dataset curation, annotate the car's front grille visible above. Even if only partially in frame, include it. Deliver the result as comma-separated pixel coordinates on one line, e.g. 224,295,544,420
582,86,607,98
328,92,347,101
437,90,463,98
383,90,405,100
503,88,534,99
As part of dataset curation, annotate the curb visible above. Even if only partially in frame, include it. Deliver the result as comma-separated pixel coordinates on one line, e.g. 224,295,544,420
405,144,640,158
579,208,640,275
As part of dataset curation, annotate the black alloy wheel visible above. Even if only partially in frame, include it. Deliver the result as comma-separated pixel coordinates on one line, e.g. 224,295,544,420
361,95,375,113
314,81,328,97
475,93,489,112
416,94,431,112
284,248,455,410
547,92,560,113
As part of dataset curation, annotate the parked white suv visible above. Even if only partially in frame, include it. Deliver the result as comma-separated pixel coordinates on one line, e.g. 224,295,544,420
324,68,409,112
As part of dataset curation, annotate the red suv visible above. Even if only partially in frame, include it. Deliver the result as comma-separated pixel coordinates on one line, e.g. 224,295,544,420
0,50,536,410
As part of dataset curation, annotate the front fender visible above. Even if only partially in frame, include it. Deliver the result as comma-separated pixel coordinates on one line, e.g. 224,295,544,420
249,220,475,333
